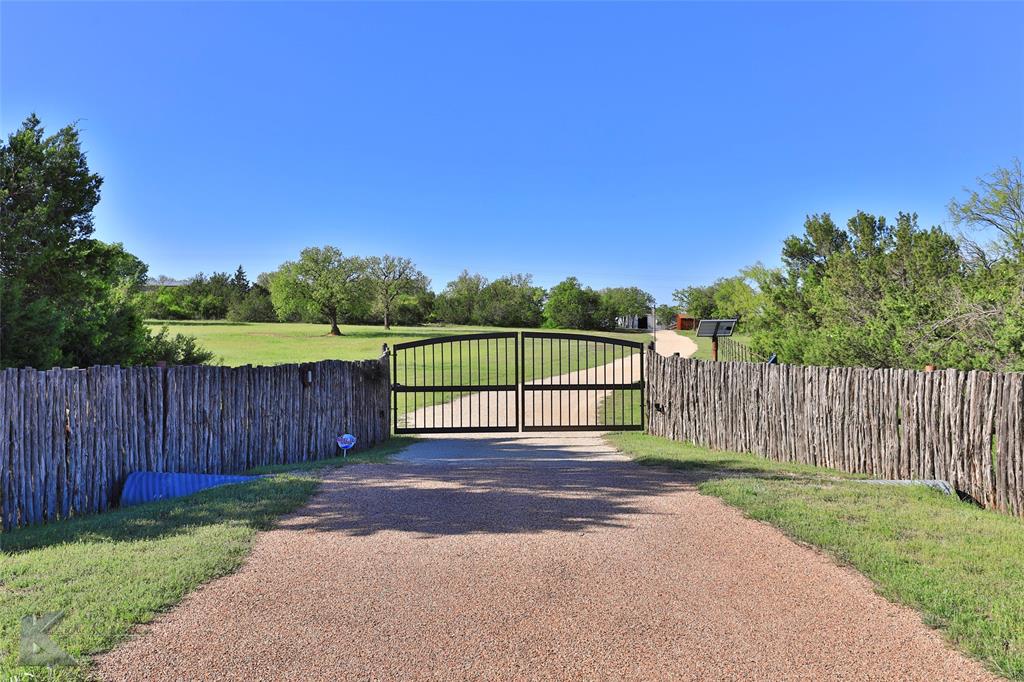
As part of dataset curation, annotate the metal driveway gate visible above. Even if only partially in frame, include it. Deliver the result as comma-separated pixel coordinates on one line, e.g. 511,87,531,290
392,332,520,434
392,331,644,434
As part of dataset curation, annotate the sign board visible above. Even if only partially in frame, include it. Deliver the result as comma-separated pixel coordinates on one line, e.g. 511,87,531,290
696,318,740,338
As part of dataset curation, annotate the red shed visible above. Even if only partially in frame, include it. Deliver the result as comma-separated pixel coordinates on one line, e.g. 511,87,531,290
676,315,696,331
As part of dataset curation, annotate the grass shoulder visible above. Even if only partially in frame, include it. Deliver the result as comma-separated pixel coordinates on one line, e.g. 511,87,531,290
607,432,1024,680
674,330,753,362
0,437,413,680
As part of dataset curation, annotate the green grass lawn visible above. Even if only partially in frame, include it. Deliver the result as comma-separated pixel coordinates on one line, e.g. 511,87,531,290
149,321,648,368
0,438,414,680
607,432,1024,680
597,388,644,427
675,330,753,361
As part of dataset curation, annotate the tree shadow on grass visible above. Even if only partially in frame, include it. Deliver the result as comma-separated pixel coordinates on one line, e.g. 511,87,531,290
631,453,844,485
0,475,318,555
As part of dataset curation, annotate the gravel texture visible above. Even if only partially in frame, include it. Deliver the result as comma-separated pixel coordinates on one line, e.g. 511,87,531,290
96,434,993,681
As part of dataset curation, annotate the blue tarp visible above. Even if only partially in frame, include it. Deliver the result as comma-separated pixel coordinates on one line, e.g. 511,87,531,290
120,471,262,507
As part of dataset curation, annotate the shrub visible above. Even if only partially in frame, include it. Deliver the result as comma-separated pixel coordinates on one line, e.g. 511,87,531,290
139,326,215,365
226,288,277,322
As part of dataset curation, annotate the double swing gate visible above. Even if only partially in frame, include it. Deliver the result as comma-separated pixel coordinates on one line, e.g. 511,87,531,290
391,331,645,434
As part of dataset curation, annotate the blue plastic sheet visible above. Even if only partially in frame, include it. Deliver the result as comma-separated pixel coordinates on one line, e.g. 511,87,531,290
120,471,262,507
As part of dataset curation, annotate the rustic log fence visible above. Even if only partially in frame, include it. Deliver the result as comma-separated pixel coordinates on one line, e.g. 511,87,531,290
646,350,1024,517
0,355,391,531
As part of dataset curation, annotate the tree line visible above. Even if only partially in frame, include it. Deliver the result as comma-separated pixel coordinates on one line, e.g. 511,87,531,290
142,255,657,334
1,115,659,369
671,160,1024,372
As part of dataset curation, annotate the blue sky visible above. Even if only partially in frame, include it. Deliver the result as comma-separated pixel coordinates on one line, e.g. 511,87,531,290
3,2,1022,304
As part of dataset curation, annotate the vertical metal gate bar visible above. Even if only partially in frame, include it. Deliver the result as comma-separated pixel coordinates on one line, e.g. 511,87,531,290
548,337,553,427
557,337,562,427
475,338,480,429
518,334,523,430
610,343,615,426
640,343,645,430
438,342,442,429
576,338,580,427
486,338,491,428
392,345,398,433
626,346,631,427
459,340,464,430
502,337,506,427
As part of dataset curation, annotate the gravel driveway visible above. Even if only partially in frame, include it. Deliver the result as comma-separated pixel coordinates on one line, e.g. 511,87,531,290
97,434,992,681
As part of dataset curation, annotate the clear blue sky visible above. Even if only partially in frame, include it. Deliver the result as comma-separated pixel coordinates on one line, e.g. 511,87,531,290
3,2,1022,304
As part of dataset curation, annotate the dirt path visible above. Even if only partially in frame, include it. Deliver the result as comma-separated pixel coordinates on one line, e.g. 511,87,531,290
97,434,992,681
654,328,699,358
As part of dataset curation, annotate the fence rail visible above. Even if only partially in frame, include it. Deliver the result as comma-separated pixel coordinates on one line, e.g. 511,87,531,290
718,337,767,363
0,356,390,531
646,350,1024,517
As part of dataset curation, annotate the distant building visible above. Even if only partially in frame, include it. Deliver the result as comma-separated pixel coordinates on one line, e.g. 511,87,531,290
676,315,696,331
142,277,187,292
616,314,656,330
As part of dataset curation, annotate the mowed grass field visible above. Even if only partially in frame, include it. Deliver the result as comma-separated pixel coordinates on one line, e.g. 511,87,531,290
149,321,649,368
149,322,650,416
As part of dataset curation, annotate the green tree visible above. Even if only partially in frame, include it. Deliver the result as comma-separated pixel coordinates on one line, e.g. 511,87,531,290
226,285,277,322
435,270,486,325
949,159,1024,260
749,211,978,369
0,115,192,367
543,277,611,330
947,159,1024,370
231,265,250,294
654,304,678,328
711,276,760,325
672,285,716,319
268,246,365,335
364,255,427,329
392,288,436,326
600,286,655,319
475,274,546,327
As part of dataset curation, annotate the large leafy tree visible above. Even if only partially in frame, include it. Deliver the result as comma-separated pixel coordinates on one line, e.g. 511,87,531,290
475,274,546,327
749,211,978,369
672,285,716,319
654,304,678,329
435,270,487,325
946,159,1024,370
543,277,611,330
1,114,159,367
600,286,654,320
672,276,759,324
364,255,427,329
268,246,366,335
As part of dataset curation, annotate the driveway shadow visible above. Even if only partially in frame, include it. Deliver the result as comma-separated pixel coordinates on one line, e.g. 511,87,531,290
277,436,696,538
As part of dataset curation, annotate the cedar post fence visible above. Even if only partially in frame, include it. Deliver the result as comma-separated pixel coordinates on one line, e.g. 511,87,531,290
0,354,391,531
646,349,1024,517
